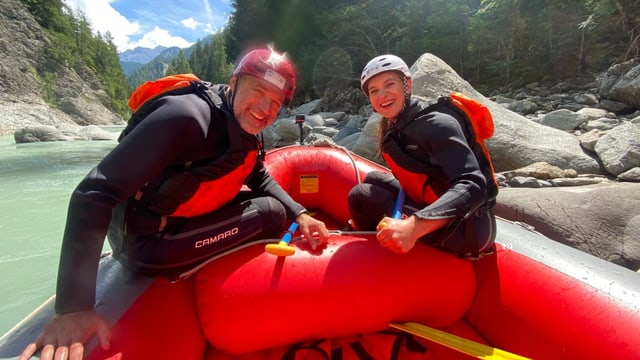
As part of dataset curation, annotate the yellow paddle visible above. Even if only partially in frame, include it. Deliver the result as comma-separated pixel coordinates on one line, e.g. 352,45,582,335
390,322,531,360
265,222,298,256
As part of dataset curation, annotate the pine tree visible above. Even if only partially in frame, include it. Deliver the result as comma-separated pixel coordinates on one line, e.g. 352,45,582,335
166,50,193,75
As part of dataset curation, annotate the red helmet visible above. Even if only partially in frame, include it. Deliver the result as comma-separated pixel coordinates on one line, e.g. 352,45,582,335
233,47,296,105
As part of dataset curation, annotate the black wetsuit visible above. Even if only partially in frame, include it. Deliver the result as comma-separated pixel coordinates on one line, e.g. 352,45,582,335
348,97,498,257
55,84,305,314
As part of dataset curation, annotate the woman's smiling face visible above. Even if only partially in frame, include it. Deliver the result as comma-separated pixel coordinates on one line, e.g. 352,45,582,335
365,71,411,119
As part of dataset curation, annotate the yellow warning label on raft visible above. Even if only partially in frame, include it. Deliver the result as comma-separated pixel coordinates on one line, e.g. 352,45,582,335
299,174,319,194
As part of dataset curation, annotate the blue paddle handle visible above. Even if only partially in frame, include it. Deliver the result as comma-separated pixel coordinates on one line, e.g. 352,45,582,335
392,189,406,219
281,222,299,245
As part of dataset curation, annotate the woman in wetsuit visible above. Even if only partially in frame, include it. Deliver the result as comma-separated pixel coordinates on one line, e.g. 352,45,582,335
347,54,498,258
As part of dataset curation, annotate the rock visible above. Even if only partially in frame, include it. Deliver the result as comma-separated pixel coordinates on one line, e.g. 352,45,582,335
578,129,605,152
539,109,588,131
598,99,636,115
499,161,577,180
597,58,640,108
78,125,118,141
0,0,123,135
14,125,71,142
618,167,640,182
594,122,640,176
495,182,640,271
549,177,606,186
409,53,602,174
352,113,383,163
13,124,117,142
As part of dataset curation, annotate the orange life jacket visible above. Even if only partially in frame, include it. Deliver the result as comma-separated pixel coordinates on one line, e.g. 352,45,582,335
382,93,498,205
128,73,203,112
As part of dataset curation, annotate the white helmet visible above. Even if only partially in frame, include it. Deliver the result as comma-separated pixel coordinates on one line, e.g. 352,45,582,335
360,54,411,95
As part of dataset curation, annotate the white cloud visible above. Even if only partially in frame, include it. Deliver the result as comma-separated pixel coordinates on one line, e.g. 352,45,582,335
62,0,196,52
181,17,199,30
202,0,228,35
203,0,213,19
63,0,139,51
129,26,193,49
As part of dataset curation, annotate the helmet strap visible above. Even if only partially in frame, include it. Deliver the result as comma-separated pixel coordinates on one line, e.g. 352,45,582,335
401,76,412,113
227,76,240,116
402,76,411,98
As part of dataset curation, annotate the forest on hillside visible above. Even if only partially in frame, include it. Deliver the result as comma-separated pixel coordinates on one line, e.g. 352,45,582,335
21,0,640,116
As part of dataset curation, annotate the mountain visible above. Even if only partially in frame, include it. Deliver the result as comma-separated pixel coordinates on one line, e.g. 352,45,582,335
120,61,144,77
126,47,182,89
120,35,217,88
118,46,168,64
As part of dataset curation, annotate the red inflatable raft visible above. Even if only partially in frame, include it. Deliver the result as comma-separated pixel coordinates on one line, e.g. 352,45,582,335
1,145,639,359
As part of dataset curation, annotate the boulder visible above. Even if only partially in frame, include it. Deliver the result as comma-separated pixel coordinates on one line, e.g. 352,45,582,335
495,182,640,271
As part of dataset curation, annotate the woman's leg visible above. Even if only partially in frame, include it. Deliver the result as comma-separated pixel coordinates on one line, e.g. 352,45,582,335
347,171,400,230
420,206,496,259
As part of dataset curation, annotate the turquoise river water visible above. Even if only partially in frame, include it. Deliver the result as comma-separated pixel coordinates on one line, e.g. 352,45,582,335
0,133,118,335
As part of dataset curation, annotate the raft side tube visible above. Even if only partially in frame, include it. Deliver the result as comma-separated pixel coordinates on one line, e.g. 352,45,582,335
195,233,476,355
467,219,640,359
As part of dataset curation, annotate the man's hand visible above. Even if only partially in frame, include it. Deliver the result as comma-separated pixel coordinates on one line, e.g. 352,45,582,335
296,212,329,250
19,310,111,360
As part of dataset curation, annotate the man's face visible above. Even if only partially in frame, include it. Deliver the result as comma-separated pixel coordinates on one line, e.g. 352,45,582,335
231,75,285,135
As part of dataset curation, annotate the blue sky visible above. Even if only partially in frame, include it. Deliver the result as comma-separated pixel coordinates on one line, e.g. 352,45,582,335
62,0,232,53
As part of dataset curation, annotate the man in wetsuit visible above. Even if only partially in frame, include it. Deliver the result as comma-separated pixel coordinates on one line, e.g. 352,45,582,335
20,46,329,360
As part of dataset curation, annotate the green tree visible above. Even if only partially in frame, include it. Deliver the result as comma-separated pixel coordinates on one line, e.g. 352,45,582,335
21,0,130,116
189,40,206,75
206,34,233,84
22,0,71,33
226,0,272,59
94,32,131,115
166,50,193,75
584,0,640,66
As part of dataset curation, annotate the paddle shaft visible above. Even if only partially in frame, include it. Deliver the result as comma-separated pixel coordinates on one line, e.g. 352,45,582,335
390,322,530,360
392,188,406,219
378,189,406,230
281,222,298,245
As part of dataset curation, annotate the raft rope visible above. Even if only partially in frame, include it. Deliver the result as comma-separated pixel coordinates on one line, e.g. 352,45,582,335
169,238,275,282
307,139,363,184
171,231,380,282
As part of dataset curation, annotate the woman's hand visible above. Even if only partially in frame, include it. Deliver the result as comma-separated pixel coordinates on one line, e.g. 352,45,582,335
376,216,418,253
377,215,449,253
19,310,111,360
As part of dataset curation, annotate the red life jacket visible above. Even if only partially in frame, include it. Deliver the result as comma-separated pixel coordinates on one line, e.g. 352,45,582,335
382,93,498,205
382,152,443,204
131,124,260,217
161,147,258,218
